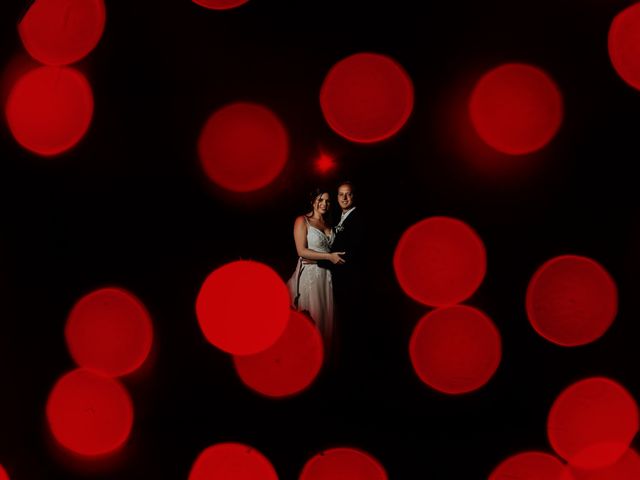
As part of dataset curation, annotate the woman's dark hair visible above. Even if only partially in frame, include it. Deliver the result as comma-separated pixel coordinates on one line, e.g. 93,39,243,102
305,186,335,226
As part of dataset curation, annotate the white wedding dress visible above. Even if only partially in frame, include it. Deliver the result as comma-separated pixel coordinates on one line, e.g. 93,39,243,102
288,218,335,349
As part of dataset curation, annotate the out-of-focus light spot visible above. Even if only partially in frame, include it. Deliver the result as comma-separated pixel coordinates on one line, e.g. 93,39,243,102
19,0,106,66
46,369,133,457
65,287,153,377
192,0,249,10
609,3,640,91
548,377,638,469
469,63,563,155
196,260,290,355
410,305,501,394
0,465,8,480
5,66,93,156
314,152,336,174
489,451,568,480
198,102,288,192
189,443,278,480
565,448,640,479
233,310,323,398
393,216,486,306
300,447,387,480
526,255,617,346
320,52,413,143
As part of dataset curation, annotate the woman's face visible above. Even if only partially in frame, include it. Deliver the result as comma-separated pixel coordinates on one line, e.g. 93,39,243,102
313,193,330,215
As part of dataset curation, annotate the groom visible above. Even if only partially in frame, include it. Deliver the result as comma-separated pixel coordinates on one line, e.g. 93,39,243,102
331,180,363,296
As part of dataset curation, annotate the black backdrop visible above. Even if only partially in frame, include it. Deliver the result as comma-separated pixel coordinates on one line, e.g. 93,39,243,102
2,0,640,478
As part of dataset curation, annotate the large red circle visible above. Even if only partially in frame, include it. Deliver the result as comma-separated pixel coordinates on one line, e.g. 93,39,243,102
19,0,106,66
410,305,501,394
469,63,563,155
300,447,387,480
5,66,93,156
0,465,8,480
489,451,567,480
189,443,278,480
196,260,290,355
609,3,640,91
65,287,153,377
548,377,638,469
233,310,323,398
46,369,133,456
198,102,288,192
565,448,640,480
526,255,618,346
320,52,414,143
393,216,486,306
192,0,249,9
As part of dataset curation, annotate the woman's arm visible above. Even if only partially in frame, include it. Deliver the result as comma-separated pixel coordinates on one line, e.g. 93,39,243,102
294,216,346,264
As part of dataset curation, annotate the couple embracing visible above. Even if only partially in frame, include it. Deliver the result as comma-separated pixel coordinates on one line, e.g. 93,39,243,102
287,181,362,355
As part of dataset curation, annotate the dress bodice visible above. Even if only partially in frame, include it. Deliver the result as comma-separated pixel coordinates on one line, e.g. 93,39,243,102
306,222,334,253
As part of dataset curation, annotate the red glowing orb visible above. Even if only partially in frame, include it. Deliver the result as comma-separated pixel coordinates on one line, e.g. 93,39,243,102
192,0,249,10
565,448,640,480
46,369,133,457
393,216,486,306
189,443,278,480
19,0,106,66
609,3,640,90
469,63,563,154
198,102,288,192
0,465,8,480
315,152,336,174
65,287,153,377
320,52,414,143
5,66,93,156
233,310,323,398
300,447,387,480
196,260,290,355
526,255,618,346
410,305,501,394
489,451,567,480
548,377,638,469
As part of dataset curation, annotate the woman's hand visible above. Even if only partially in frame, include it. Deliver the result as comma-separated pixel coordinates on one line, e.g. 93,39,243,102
329,252,346,265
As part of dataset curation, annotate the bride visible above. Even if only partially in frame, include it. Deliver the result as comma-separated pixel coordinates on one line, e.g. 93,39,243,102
288,188,345,351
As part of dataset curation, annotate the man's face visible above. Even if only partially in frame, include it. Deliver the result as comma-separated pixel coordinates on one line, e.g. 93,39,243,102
337,185,354,211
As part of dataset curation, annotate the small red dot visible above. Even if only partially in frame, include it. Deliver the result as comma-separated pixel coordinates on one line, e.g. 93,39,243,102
410,305,501,394
548,377,638,469
189,443,278,480
5,66,93,156
489,451,567,480
300,447,387,480
526,255,618,346
198,102,289,192
196,260,290,355
320,52,414,143
65,287,153,377
19,0,106,66
46,369,133,457
314,152,336,174
233,310,324,398
609,3,640,91
393,216,486,306
192,0,249,10
469,63,563,155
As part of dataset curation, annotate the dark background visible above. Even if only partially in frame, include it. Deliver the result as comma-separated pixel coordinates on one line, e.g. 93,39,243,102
1,0,640,478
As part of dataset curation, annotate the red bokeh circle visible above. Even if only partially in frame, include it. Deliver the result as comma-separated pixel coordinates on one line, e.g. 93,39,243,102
489,451,567,480
469,63,563,155
189,442,278,480
548,377,639,469
196,260,290,355
192,0,249,10
233,310,323,398
65,287,153,377
393,216,486,306
609,3,640,91
19,0,106,66
46,369,133,456
526,255,618,346
198,102,288,192
320,52,414,143
300,447,387,480
0,465,8,480
565,448,640,480
5,66,93,156
410,305,501,394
